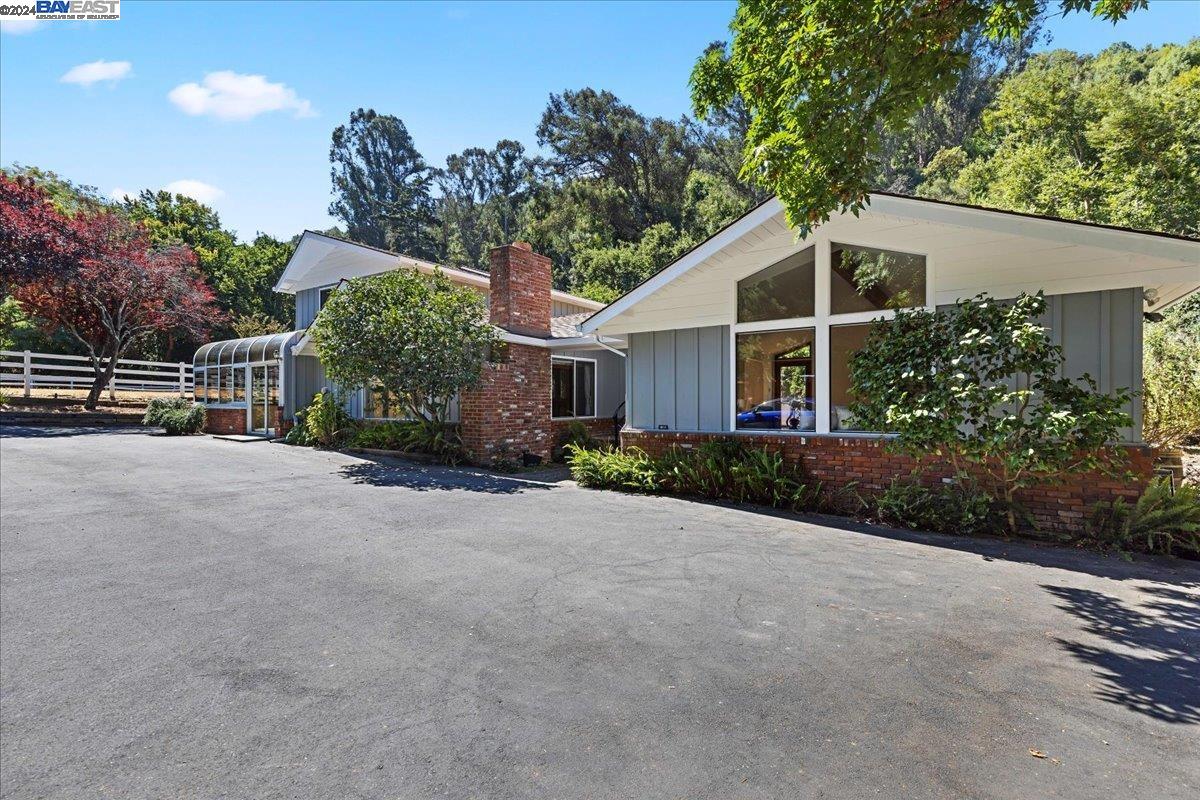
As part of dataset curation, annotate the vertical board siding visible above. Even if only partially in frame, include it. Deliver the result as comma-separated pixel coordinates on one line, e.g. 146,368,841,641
295,287,322,330
674,329,699,430
630,332,655,429
626,326,730,432
698,326,728,431
653,331,676,430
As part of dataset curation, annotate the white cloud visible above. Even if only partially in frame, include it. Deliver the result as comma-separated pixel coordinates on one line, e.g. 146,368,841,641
0,19,40,35
109,187,134,202
163,180,225,204
167,71,315,121
61,60,132,87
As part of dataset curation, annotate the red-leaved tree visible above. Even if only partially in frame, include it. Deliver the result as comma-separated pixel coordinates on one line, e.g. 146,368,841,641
3,177,224,409
0,173,85,289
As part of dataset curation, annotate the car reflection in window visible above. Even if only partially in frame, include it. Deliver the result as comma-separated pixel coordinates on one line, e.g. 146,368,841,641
735,397,815,431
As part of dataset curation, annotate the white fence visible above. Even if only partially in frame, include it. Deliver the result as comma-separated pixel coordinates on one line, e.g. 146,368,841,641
0,350,193,398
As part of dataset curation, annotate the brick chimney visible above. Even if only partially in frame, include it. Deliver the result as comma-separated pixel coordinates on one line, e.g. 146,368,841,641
489,242,551,338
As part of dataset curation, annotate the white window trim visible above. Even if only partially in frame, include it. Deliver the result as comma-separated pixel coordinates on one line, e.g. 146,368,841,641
551,355,599,421
727,233,934,435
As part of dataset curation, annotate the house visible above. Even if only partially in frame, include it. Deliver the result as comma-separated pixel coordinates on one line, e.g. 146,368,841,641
580,193,1199,530
192,233,628,462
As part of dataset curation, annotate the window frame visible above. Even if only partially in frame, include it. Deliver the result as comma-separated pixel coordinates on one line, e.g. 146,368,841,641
550,354,599,421
727,234,933,436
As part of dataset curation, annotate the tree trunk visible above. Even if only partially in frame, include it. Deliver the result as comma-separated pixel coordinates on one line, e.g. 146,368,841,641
84,353,117,411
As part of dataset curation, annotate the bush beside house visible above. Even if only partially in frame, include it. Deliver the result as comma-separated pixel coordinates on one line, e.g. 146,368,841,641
142,397,206,435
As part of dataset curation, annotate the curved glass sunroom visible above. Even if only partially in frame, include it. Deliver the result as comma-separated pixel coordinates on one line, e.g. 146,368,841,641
192,331,304,434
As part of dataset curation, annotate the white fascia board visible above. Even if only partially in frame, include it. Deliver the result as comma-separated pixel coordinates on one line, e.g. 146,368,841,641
870,194,1200,263
580,198,784,333
546,335,627,350
499,331,551,347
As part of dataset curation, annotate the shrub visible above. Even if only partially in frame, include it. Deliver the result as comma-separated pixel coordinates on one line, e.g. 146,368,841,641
280,407,314,446
567,439,825,512
1082,478,1200,557
1142,296,1200,447
304,390,356,448
560,420,599,451
849,292,1133,533
566,444,660,493
349,420,467,465
142,397,206,435
874,480,1006,536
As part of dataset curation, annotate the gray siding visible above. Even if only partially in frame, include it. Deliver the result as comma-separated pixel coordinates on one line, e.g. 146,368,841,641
627,289,1142,440
291,354,364,418
627,326,730,432
554,348,626,419
295,287,322,330
938,288,1143,441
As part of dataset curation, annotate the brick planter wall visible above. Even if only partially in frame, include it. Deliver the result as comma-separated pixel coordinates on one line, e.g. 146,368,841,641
202,405,288,437
621,429,1155,533
204,406,246,435
460,343,553,465
550,417,619,448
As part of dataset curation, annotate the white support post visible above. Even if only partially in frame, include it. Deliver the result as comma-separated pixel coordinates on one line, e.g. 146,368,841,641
107,359,116,401
22,350,31,397
179,362,187,398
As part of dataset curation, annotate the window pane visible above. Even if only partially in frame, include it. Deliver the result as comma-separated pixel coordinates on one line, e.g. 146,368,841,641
365,385,407,420
551,359,574,418
233,366,246,402
574,361,595,417
735,329,816,431
267,365,279,408
829,323,876,432
737,246,815,323
193,370,205,402
830,243,925,314
219,367,232,403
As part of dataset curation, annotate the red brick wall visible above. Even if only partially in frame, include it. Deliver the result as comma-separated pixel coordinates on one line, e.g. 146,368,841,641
489,243,551,337
202,405,288,436
204,407,246,435
621,429,1155,533
550,417,618,447
460,343,553,465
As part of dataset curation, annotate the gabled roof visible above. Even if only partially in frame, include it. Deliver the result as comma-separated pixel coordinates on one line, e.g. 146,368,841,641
273,230,604,311
582,193,1200,335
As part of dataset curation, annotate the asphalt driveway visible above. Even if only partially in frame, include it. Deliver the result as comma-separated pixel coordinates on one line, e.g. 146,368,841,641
1,426,1197,799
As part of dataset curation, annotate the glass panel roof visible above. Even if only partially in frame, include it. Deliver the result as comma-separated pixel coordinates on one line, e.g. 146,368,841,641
193,331,305,370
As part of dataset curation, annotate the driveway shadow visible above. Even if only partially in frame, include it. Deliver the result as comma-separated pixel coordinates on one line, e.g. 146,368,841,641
0,424,148,439
339,455,556,495
1044,583,1199,724
628,494,1200,586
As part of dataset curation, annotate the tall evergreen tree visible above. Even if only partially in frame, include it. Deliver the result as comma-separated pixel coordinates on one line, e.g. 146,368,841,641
329,108,438,259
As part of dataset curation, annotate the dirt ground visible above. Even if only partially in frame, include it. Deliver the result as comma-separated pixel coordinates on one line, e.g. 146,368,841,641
1,387,185,406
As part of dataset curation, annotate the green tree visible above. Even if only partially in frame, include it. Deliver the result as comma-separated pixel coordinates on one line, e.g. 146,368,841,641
436,140,533,270
330,108,438,259
849,292,1133,532
1143,294,1200,447
690,0,1147,234
924,40,1200,236
308,269,497,436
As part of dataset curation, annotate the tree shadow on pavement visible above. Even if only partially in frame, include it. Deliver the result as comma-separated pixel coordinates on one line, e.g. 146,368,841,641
0,425,148,439
338,456,556,495
1043,583,1199,724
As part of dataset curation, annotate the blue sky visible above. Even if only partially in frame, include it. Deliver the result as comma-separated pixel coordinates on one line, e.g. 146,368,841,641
2,0,1197,241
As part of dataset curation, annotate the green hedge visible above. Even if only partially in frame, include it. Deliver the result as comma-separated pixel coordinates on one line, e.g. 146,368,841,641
566,441,1200,558
141,397,206,436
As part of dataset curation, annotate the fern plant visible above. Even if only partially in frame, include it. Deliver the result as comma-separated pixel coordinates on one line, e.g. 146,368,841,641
1085,478,1200,557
